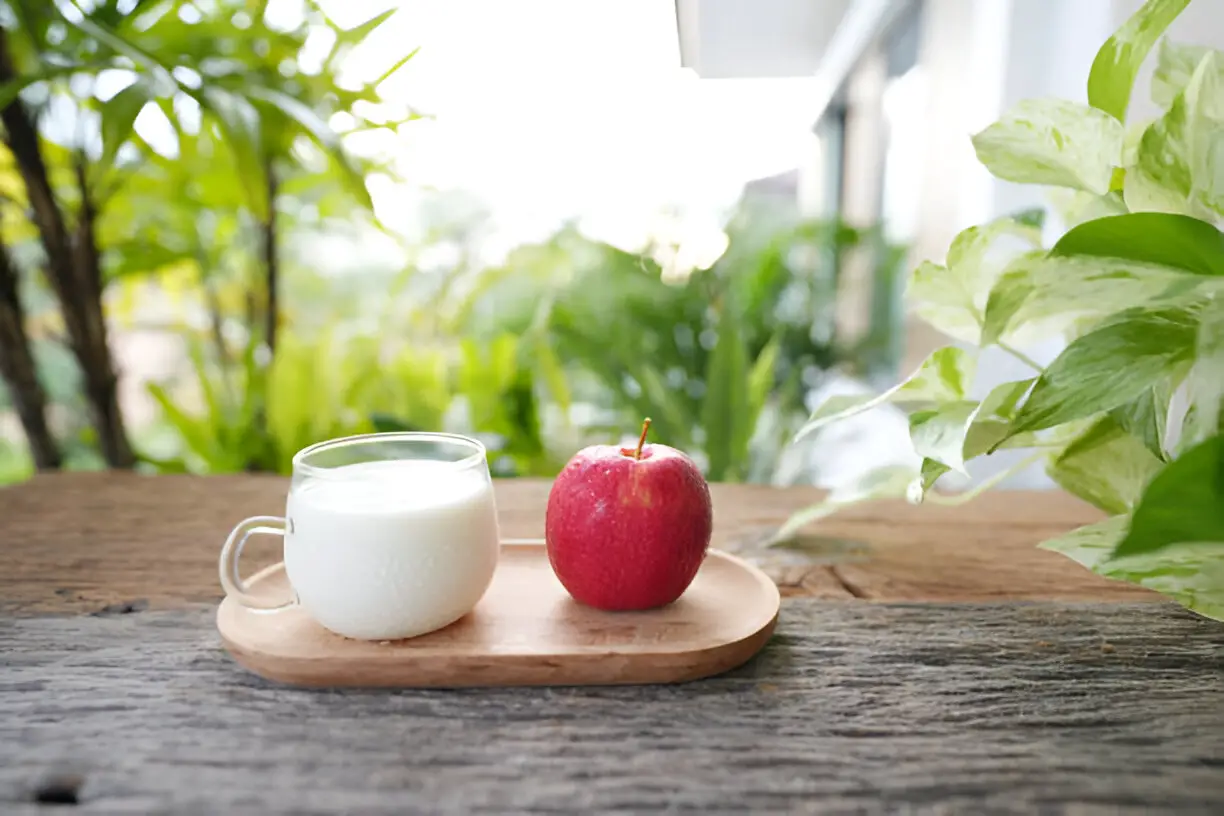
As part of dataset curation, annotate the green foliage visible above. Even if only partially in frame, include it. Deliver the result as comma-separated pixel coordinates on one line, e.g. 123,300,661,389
0,0,421,477
1,0,398,211
1046,416,1164,514
796,346,975,440
0,3,904,487
1050,213,1224,275
971,100,1125,195
908,213,1044,343
1040,514,1224,621
1114,435,1224,555
1001,305,1199,437
1181,294,1224,450
783,0,1224,620
1152,38,1213,107
907,375,1038,482
0,440,33,483
1126,48,1224,218
455,205,902,482
144,327,561,478
700,299,751,481
1087,0,1190,122
979,253,1187,347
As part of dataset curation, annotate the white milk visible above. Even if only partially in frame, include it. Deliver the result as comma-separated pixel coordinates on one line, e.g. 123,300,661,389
283,459,500,640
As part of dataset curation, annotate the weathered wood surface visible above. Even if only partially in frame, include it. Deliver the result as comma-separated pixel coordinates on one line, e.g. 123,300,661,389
0,472,1146,617
3,601,1224,813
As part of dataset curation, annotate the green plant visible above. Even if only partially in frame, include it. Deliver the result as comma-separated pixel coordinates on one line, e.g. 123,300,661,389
539,231,786,483
0,0,411,470
458,201,903,483
784,0,1224,619
145,320,563,479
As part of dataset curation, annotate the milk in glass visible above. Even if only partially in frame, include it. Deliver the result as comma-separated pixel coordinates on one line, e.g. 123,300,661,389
284,459,500,640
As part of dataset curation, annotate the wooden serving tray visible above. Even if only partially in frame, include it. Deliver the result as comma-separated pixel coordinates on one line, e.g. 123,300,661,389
217,541,780,688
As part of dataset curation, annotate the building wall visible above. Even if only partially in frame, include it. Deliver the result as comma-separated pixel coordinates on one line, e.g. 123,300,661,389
677,0,854,78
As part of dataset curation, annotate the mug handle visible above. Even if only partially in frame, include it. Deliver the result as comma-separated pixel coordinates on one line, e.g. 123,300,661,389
219,515,295,611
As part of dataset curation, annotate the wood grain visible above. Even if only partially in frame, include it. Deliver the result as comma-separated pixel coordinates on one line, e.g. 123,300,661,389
0,472,1148,618
3,601,1224,813
218,544,779,687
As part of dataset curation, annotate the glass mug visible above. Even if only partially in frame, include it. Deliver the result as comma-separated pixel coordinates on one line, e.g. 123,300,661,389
219,432,501,640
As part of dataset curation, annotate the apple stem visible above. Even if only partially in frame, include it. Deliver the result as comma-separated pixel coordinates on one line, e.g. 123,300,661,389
633,418,652,461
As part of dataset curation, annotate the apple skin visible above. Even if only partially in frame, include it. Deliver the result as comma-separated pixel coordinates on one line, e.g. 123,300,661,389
545,442,713,611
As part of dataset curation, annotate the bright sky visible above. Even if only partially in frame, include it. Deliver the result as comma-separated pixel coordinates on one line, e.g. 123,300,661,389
296,0,824,259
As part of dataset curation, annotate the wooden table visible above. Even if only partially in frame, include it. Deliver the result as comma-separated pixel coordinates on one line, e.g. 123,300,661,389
3,473,1223,813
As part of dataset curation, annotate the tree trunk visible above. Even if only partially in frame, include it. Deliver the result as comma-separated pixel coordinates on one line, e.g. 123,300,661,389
0,27,134,468
0,237,60,470
261,161,279,354
71,159,134,468
241,160,280,474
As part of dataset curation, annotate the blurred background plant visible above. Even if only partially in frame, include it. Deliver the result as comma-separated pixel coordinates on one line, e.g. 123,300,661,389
0,0,414,477
448,200,904,481
0,0,906,486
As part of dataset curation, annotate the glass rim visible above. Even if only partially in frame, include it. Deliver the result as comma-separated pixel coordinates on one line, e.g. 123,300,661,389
292,432,487,479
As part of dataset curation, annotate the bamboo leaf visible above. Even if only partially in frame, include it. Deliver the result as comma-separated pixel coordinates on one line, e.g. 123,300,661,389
98,80,153,172
336,8,396,44
702,307,750,482
53,2,177,93
0,62,91,109
190,85,267,218
243,85,370,208
374,47,419,88
747,336,781,418
9,0,54,57
147,382,218,466
532,335,571,416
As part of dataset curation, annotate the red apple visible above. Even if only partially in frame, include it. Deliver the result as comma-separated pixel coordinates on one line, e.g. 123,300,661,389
545,419,713,610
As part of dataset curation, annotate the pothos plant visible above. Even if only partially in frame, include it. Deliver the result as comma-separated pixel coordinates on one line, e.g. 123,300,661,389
781,0,1224,620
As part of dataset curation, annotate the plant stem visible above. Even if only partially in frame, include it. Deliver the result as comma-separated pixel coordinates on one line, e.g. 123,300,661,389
633,417,652,460
998,341,1044,373
261,158,280,355
925,451,1048,506
198,259,235,405
0,29,134,467
244,159,281,472
72,156,136,468
0,230,60,470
